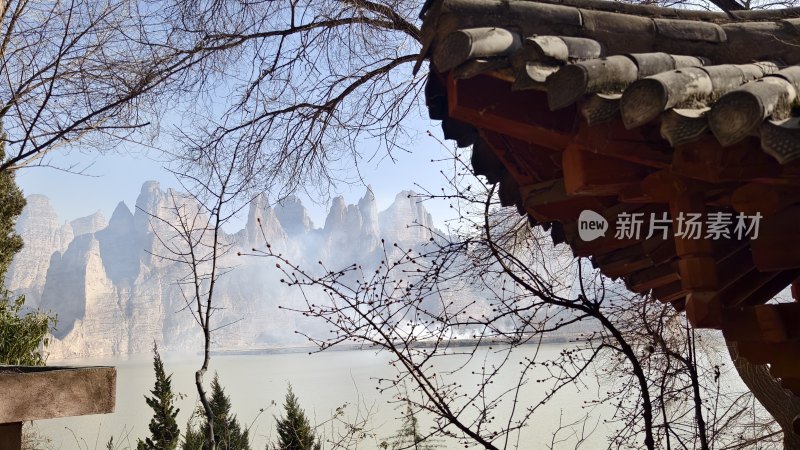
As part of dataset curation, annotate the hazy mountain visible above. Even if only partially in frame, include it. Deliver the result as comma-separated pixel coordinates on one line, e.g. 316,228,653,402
5,182,475,360
275,195,314,237
70,211,107,237
379,191,435,244
4,195,73,308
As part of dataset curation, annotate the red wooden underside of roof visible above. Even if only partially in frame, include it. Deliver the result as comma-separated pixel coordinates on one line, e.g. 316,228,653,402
435,70,800,394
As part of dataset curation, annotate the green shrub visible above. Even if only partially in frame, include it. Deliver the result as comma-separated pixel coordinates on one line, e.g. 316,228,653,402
0,293,55,365
137,343,181,450
183,373,251,450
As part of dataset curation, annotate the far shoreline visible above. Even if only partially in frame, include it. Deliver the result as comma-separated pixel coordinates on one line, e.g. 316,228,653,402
208,332,587,356
43,332,591,363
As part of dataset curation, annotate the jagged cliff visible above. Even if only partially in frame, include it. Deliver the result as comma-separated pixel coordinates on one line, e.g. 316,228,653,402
5,182,454,359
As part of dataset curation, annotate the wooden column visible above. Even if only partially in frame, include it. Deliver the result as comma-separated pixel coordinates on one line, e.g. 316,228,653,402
672,192,721,328
0,422,22,450
643,171,721,327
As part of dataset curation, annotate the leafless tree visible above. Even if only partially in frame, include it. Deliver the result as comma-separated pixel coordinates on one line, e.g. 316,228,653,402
160,0,425,199
0,0,427,200
3,0,795,183
2,0,797,446
159,0,800,198
0,0,217,172
145,144,253,450
244,151,777,450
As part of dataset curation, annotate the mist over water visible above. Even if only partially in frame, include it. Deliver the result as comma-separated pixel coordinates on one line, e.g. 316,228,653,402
35,345,612,450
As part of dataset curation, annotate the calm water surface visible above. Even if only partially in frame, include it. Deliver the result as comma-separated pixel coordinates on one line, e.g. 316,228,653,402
34,344,612,449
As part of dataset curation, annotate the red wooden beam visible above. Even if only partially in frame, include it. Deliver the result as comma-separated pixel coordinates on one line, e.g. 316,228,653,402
448,74,574,150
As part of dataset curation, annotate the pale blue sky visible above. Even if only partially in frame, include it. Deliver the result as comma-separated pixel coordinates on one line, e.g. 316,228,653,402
15,118,460,230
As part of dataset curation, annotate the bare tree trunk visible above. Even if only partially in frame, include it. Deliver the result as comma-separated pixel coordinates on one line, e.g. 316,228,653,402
688,329,709,450
727,340,800,449
148,179,238,450
197,352,215,450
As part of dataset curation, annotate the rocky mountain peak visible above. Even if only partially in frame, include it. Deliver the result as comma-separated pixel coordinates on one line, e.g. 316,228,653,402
378,191,434,243
246,193,266,225
96,201,139,286
9,184,447,358
22,194,57,217
4,194,73,305
355,186,380,250
133,180,165,231
70,211,107,236
275,196,313,236
324,196,348,233
13,194,69,242
358,186,379,237
109,202,133,226
135,180,163,210
245,193,287,248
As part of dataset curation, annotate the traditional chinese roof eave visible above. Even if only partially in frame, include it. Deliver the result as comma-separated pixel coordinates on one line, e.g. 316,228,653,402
418,0,800,72
419,0,800,396
421,0,800,24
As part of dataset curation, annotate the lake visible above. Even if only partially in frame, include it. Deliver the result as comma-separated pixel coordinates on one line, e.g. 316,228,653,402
32,344,613,449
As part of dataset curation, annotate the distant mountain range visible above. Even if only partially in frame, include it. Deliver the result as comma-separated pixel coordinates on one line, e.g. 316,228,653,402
5,181,479,360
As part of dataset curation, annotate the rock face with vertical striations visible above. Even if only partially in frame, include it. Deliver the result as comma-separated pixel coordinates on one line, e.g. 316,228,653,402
70,212,107,237
6,181,462,359
4,195,73,308
241,193,288,250
275,196,313,237
378,191,435,244
95,202,140,287
358,186,381,247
